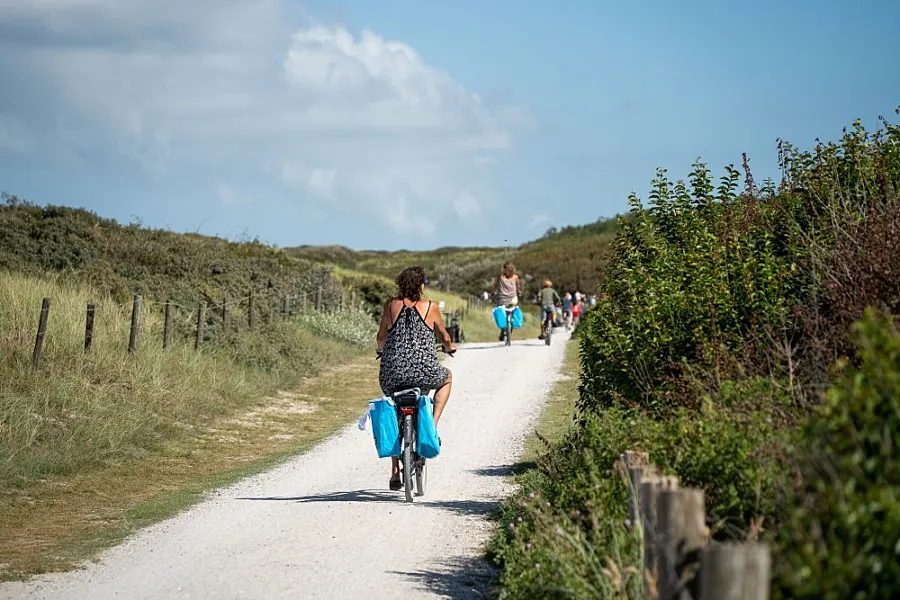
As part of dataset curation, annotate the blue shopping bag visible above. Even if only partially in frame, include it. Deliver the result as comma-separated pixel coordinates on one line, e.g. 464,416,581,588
492,306,506,329
369,398,401,458
416,396,441,459
492,306,525,329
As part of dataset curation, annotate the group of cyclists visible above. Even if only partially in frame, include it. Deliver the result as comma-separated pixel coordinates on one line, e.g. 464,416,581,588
374,262,586,490
490,261,587,340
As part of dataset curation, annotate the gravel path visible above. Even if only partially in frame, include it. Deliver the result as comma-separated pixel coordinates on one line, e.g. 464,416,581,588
2,332,570,599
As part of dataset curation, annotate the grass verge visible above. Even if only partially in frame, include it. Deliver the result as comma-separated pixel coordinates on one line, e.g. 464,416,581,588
0,356,382,581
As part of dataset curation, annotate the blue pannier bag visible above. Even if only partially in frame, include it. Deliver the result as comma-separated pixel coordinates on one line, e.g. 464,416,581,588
492,306,506,329
370,398,401,458
492,306,525,329
416,396,441,459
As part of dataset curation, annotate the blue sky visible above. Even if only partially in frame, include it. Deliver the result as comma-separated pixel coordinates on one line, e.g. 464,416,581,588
0,0,897,250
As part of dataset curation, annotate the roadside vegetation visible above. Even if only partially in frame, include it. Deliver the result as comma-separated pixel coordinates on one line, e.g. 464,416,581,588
489,111,900,599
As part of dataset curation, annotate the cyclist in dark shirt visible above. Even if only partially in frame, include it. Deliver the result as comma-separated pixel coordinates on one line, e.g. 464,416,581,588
538,280,561,340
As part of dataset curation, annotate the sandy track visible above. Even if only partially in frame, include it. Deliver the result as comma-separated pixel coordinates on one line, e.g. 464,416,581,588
2,332,570,599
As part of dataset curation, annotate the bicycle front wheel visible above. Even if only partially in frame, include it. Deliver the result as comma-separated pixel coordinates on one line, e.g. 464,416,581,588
402,415,414,502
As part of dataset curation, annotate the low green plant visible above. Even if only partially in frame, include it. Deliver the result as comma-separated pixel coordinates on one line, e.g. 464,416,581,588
775,309,900,599
294,309,378,348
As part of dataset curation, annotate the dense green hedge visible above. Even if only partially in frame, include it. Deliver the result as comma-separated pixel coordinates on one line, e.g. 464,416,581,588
492,110,900,599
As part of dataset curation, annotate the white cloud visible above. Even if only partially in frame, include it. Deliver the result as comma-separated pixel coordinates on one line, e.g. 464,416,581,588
528,213,551,229
0,0,531,237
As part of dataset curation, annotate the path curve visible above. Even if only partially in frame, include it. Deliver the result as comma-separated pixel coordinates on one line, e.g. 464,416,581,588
2,332,570,599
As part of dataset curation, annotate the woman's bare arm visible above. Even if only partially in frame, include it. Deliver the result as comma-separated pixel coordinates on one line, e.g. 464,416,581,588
376,300,393,352
428,303,457,352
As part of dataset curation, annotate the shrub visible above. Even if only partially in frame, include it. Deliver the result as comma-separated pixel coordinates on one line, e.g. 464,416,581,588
776,309,900,599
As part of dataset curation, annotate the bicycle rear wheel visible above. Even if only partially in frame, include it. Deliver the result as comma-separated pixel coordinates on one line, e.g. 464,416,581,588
402,415,414,502
545,319,552,345
505,315,512,346
415,458,427,497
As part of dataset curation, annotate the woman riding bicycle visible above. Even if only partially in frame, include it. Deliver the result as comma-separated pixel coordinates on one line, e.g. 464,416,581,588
376,266,456,491
491,261,521,342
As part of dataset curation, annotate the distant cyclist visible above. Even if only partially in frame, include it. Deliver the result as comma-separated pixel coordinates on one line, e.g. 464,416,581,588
376,266,456,490
561,292,573,327
491,261,521,342
538,279,561,340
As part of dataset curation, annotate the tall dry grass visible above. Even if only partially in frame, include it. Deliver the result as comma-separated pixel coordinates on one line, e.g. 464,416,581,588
0,271,362,488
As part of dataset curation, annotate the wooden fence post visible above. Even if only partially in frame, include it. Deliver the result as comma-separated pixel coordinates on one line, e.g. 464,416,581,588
128,294,141,354
624,451,650,521
316,287,322,311
641,475,679,595
32,297,51,370
195,302,206,349
699,543,771,600
282,296,290,320
657,488,707,600
248,291,255,329
163,300,173,350
301,292,308,313
84,303,95,352
221,295,228,333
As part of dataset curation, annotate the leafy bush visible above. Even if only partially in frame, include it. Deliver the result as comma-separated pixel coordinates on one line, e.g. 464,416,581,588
494,111,900,599
491,398,791,598
776,309,900,599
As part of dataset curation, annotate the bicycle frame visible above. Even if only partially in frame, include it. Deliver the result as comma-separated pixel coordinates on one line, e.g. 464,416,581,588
500,305,515,347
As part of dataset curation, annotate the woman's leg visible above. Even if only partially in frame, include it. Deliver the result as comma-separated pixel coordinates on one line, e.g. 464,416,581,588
432,370,453,424
390,456,400,480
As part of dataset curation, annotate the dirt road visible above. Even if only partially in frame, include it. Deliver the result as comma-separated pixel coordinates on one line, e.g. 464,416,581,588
2,332,570,599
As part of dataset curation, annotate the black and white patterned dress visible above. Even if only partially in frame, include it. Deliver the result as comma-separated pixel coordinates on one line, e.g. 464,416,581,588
379,300,450,396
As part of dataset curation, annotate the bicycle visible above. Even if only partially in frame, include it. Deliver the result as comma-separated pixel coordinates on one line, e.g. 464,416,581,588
377,348,455,503
391,386,428,502
541,306,556,346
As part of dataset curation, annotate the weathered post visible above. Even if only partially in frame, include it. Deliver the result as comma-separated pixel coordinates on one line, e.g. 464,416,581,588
128,294,141,354
316,287,322,311
282,296,290,320
32,297,51,370
248,291,255,329
641,475,679,595
163,300,173,350
623,451,650,523
195,302,206,349
84,303,95,352
699,542,771,600
657,488,707,600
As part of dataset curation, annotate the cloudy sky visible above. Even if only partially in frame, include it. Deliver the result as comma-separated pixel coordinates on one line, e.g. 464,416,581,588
1,0,898,249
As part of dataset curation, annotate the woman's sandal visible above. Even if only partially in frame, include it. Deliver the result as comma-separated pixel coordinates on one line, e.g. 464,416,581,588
389,477,402,491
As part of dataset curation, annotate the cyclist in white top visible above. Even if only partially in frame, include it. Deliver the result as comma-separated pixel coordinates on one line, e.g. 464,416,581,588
491,261,521,342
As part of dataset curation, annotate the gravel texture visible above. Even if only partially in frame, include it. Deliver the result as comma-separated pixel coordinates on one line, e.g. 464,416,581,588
2,332,570,599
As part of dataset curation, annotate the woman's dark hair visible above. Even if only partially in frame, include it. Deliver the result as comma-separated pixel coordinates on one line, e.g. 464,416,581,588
396,266,426,301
